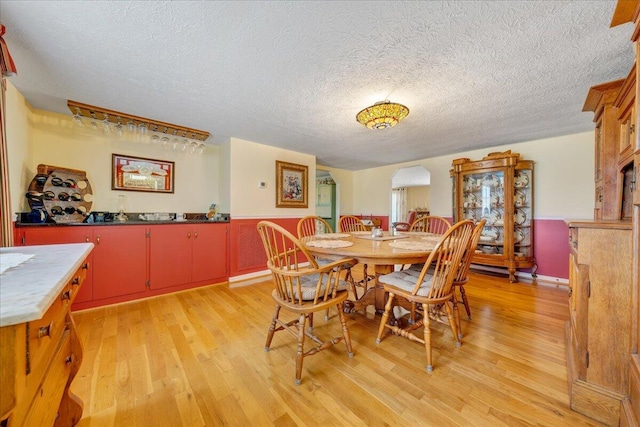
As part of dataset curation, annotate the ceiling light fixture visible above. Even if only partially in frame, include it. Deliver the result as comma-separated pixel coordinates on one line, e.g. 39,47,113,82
356,100,409,130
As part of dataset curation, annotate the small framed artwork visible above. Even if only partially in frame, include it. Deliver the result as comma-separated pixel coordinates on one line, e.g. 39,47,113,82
276,160,308,208
112,154,175,193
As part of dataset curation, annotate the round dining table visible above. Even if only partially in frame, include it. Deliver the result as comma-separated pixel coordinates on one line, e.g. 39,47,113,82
302,231,441,314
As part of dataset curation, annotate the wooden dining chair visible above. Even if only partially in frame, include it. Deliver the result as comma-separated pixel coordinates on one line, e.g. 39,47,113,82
338,215,373,297
375,219,475,372
409,215,451,234
398,216,452,272
451,219,486,330
257,220,355,385
392,210,417,232
297,215,359,309
297,215,332,237
410,219,486,338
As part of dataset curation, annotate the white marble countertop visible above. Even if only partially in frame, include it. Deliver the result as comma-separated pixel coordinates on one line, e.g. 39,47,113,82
0,243,94,327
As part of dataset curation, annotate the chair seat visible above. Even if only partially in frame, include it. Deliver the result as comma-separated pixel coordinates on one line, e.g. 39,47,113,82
276,274,351,301
378,269,433,297
316,257,356,270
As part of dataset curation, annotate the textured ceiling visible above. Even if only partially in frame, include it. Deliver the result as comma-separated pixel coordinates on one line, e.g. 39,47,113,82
0,1,634,170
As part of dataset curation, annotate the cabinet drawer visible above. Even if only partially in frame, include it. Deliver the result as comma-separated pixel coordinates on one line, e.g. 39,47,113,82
67,261,88,304
26,288,69,386
21,330,72,427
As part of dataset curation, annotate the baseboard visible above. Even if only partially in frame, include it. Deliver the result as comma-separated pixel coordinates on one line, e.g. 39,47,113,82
469,264,569,286
229,270,270,287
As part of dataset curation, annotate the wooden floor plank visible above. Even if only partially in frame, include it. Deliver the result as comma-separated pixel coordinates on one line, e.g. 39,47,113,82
72,269,605,426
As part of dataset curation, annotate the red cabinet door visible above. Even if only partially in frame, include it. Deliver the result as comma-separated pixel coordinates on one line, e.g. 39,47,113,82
92,226,148,300
149,224,191,289
192,224,228,283
21,226,95,304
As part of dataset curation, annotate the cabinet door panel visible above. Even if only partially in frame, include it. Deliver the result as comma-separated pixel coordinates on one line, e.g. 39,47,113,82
149,224,191,289
92,226,148,300
192,224,228,283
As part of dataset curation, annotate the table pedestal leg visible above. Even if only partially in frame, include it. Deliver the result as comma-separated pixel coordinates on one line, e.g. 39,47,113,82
344,265,393,315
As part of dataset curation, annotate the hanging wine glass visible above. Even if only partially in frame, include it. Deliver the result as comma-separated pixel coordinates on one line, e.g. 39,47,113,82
89,112,99,131
197,142,205,155
114,116,124,139
160,127,170,149
127,119,136,134
137,122,148,142
189,141,198,154
171,130,180,150
102,113,111,135
72,107,84,128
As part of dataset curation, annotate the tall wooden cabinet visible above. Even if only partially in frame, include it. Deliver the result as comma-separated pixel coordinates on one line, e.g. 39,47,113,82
565,220,632,426
583,78,625,220
451,150,536,282
571,2,640,426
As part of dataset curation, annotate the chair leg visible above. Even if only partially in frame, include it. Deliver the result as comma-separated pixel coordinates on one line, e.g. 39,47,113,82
443,301,461,348
451,293,463,340
265,304,281,351
295,313,307,385
376,293,395,343
337,302,354,357
459,284,471,320
422,303,433,372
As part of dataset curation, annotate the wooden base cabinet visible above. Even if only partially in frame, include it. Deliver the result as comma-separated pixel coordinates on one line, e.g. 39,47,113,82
0,256,89,427
565,220,632,426
15,223,229,309
149,223,228,289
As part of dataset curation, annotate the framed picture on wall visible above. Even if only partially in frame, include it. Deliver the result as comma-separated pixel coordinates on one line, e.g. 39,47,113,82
112,154,175,193
276,160,308,208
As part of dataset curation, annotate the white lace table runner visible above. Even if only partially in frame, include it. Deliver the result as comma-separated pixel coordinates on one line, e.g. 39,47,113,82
0,253,35,275
306,240,354,248
315,233,350,239
388,241,435,251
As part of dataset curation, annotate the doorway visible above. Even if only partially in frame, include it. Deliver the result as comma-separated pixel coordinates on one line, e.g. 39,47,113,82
391,166,431,224
316,170,338,231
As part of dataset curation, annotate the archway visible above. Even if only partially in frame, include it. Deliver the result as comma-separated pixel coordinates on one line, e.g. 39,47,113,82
390,165,431,224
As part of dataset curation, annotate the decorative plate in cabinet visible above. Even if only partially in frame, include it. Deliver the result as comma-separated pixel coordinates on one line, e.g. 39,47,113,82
514,170,530,188
514,208,527,225
514,190,527,207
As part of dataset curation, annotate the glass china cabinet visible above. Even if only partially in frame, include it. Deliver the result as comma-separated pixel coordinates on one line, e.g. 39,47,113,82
451,150,536,282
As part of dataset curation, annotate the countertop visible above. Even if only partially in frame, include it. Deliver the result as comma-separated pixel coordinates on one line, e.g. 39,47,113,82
0,243,94,326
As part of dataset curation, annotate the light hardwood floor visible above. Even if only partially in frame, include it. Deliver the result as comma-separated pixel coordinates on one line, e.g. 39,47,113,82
71,268,604,426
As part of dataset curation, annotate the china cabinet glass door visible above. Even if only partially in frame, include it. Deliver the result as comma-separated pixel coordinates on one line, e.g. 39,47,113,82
462,170,505,257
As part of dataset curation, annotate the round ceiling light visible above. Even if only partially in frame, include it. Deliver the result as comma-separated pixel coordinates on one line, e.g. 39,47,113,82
356,100,409,130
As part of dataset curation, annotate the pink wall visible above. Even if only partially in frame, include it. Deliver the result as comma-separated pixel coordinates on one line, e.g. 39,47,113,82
228,217,301,278
532,219,569,279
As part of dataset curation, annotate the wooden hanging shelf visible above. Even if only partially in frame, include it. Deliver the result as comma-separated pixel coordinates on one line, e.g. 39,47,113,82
67,100,210,141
